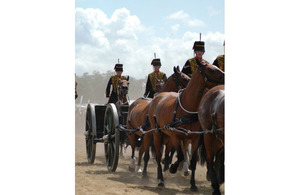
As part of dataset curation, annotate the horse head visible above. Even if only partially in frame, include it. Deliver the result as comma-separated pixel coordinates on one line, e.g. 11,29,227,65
155,77,165,92
197,63,224,89
172,66,191,90
117,78,130,100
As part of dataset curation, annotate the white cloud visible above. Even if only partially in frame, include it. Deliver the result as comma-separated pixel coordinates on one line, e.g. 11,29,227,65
75,8,224,79
167,10,189,20
167,10,205,28
207,7,222,17
171,24,180,32
188,19,205,27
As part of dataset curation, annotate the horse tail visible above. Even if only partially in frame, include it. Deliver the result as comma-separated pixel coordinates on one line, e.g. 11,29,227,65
198,134,207,166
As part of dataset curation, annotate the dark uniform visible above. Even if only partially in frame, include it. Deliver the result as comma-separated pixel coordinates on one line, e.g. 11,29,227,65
213,55,225,72
106,64,126,104
182,41,209,77
144,58,167,98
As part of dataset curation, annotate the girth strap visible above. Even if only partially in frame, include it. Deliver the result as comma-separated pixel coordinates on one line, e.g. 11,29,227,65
168,92,199,128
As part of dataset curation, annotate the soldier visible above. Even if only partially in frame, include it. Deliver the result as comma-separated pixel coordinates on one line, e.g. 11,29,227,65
213,41,225,71
144,58,167,98
106,63,127,104
182,41,209,77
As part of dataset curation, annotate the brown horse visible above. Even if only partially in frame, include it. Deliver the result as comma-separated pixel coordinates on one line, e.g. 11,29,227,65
198,85,224,195
126,66,190,177
115,77,130,157
148,61,224,191
116,76,130,106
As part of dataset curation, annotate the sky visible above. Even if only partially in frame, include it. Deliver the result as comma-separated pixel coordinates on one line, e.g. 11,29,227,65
75,0,225,79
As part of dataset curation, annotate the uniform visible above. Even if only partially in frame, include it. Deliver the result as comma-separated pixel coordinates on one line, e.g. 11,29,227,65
106,63,125,104
182,41,209,77
106,75,126,103
144,58,167,98
213,55,225,72
144,71,167,98
182,57,209,77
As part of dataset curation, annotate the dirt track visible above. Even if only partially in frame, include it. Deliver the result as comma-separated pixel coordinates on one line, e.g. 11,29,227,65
75,130,224,195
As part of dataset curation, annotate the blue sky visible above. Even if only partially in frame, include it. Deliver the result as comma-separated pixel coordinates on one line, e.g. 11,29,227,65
75,0,224,78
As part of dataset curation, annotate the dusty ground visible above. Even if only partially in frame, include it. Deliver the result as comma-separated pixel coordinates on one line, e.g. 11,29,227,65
75,127,224,195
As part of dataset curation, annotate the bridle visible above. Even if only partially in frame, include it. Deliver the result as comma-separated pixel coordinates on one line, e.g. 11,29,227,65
176,62,224,114
196,60,224,86
171,72,187,90
117,82,129,105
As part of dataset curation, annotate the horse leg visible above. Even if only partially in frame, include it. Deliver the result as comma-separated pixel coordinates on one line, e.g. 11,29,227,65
137,143,144,173
206,148,221,195
189,138,200,192
214,148,224,184
169,143,184,174
153,132,164,187
207,161,221,195
163,141,174,172
128,134,136,172
183,149,190,176
139,134,151,178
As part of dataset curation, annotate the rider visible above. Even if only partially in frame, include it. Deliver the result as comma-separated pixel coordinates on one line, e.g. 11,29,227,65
106,63,127,103
144,58,167,98
182,41,209,77
212,41,225,72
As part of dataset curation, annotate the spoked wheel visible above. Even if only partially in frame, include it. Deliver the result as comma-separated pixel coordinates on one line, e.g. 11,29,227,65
103,103,120,172
85,104,96,164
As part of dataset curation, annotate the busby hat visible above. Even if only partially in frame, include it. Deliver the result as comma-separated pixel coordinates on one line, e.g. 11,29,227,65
151,58,161,66
193,41,205,51
114,64,123,71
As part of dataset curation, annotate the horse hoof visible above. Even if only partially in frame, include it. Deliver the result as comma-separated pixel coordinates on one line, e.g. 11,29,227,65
136,166,142,173
212,191,221,195
158,182,164,188
190,185,198,192
184,171,189,176
169,164,177,174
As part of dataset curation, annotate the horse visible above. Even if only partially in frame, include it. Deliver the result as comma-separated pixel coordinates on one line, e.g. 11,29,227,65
198,84,224,195
147,61,224,191
115,76,130,157
116,76,130,107
154,77,165,93
126,66,190,177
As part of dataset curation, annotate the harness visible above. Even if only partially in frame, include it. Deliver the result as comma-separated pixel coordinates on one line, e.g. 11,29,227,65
122,63,224,138
127,97,151,136
171,72,185,90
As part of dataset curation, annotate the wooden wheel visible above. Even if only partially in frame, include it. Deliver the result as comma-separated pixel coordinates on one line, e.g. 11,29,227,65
85,104,96,164
103,103,120,172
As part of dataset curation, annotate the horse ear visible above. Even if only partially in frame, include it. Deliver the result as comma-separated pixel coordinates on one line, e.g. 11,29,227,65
173,66,177,73
127,76,129,81
176,66,180,72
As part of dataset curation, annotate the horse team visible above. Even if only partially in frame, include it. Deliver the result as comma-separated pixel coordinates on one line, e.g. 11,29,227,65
120,60,225,195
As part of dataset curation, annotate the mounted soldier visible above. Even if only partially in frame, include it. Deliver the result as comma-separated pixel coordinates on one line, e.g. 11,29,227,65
213,40,225,72
106,63,127,104
182,34,209,77
144,57,167,98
